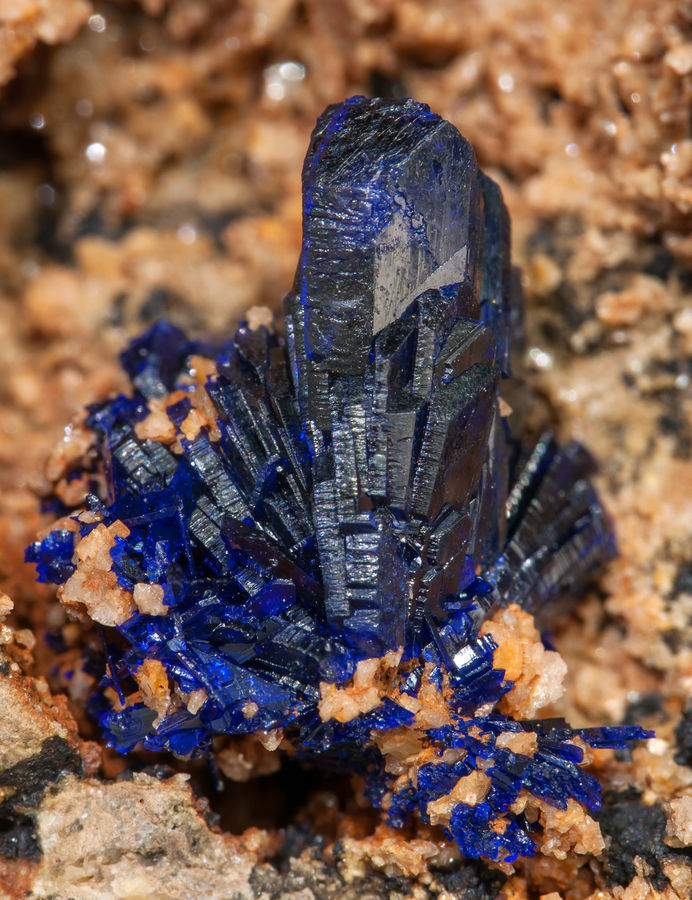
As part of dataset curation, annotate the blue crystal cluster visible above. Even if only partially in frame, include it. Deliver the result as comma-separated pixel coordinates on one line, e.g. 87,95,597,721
27,97,649,863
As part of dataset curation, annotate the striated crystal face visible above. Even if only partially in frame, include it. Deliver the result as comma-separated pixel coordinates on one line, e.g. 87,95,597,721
27,97,648,863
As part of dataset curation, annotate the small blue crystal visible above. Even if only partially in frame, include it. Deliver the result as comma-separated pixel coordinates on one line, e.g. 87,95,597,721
25,529,76,584
27,97,650,863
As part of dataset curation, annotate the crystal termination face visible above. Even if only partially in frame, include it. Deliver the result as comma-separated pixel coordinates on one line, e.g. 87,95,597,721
27,97,649,864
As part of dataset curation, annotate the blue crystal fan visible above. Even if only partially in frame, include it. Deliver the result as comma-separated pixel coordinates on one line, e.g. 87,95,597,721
27,97,649,863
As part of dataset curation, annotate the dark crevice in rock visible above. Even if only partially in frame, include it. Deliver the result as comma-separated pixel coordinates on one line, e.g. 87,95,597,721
0,812,40,860
671,563,692,601
432,858,506,899
598,789,692,890
674,704,692,768
214,759,347,835
621,692,667,726
0,734,82,861
249,850,505,900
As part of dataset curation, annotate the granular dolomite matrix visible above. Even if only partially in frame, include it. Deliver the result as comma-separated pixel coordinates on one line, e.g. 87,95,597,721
27,97,649,864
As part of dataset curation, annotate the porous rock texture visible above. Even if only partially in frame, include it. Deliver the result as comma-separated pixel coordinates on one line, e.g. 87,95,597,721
0,1,690,898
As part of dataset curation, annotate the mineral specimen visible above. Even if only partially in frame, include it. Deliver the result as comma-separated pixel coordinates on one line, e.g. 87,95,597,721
27,96,649,863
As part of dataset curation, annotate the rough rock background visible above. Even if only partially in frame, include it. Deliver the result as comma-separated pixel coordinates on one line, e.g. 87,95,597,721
0,1,690,898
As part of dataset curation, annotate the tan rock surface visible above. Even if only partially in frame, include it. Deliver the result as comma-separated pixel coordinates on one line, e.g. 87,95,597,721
31,774,257,900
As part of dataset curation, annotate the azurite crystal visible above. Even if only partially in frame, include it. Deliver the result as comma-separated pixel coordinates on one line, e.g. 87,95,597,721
27,97,649,863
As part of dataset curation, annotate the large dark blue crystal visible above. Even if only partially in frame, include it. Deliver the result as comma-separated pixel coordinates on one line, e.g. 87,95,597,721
27,97,649,863
286,99,508,653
